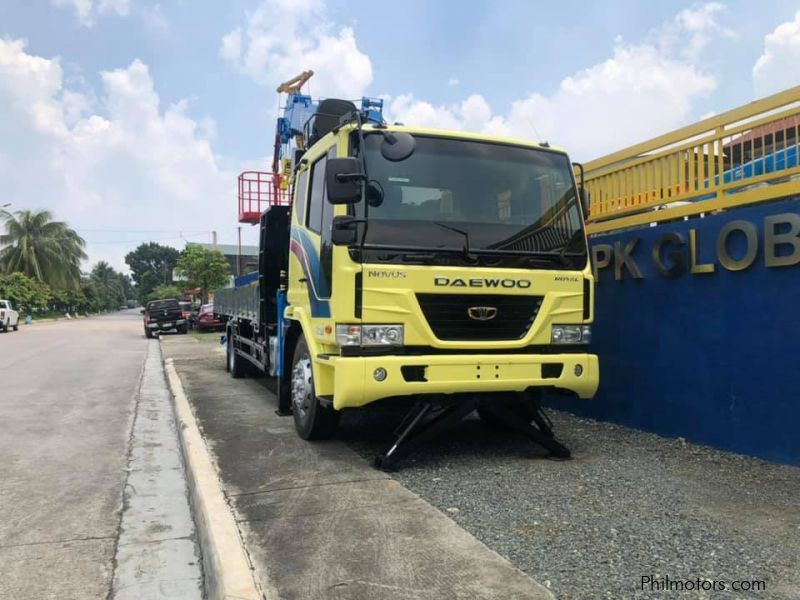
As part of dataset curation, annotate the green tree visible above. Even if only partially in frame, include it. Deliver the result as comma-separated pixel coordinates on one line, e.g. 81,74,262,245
124,243,180,302
176,245,229,303
117,272,135,303
0,209,87,289
147,284,185,302
0,272,52,314
80,277,102,313
51,286,87,313
90,261,125,311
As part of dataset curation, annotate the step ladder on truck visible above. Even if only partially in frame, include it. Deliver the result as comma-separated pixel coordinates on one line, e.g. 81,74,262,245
214,71,599,470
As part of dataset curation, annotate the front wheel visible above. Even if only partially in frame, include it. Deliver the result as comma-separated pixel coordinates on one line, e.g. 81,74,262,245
144,328,153,339
291,336,339,440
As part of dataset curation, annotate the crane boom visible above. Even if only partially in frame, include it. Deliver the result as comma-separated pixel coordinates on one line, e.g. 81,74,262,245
276,70,314,94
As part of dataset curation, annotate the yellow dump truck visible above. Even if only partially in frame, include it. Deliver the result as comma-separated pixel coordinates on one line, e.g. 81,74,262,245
215,94,598,469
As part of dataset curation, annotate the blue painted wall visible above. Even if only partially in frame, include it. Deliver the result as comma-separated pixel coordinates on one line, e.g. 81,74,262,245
551,196,800,465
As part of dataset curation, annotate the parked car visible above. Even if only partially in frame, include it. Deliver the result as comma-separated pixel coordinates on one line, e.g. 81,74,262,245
196,303,223,332
0,299,20,332
142,298,188,338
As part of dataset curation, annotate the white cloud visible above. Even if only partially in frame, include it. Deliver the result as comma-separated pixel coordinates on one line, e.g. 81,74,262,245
220,0,373,98
52,0,130,27
503,43,716,159
387,93,509,136
385,4,724,160
0,39,236,271
753,11,800,97
666,2,734,60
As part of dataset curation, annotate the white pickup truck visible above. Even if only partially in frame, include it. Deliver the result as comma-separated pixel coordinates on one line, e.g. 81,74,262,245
0,300,20,332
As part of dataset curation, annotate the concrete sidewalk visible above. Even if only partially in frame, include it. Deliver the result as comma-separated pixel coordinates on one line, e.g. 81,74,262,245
161,335,555,600
111,341,202,599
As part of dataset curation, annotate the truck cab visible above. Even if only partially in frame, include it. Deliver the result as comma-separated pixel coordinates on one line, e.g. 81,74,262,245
281,123,598,442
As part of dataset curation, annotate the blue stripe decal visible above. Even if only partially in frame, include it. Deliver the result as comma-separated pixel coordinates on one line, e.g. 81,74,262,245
290,229,331,318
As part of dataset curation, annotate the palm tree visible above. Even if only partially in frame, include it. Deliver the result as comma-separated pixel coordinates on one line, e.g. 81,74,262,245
0,209,87,289
91,261,125,310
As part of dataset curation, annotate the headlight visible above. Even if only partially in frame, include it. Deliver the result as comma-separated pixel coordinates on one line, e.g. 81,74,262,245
335,324,404,347
551,325,591,344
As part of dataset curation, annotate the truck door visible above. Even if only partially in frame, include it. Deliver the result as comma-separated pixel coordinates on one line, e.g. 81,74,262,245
289,145,336,319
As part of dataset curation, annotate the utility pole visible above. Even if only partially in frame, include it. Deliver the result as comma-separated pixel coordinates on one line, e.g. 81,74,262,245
237,226,242,277
212,230,217,249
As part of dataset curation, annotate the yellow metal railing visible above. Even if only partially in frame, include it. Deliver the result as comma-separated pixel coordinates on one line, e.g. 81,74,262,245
582,86,800,234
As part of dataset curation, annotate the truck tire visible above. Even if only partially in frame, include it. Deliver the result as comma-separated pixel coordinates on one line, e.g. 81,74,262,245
291,336,339,440
144,327,153,339
178,324,188,334
13,322,18,331
227,334,247,379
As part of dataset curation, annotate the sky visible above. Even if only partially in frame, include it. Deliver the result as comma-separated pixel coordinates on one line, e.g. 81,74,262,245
1,0,799,272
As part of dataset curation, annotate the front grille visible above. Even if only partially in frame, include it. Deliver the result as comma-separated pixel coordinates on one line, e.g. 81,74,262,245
416,293,543,341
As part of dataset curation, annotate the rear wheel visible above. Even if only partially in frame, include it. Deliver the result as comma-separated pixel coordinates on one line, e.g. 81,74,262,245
178,324,188,334
144,328,154,339
227,332,247,378
291,336,339,440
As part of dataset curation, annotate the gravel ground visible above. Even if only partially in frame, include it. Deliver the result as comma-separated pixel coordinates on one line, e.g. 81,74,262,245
338,405,800,600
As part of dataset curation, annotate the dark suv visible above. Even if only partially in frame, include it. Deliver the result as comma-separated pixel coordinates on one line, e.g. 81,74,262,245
143,299,188,338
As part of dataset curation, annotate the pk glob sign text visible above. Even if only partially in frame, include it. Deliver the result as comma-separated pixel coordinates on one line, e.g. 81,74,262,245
592,211,800,281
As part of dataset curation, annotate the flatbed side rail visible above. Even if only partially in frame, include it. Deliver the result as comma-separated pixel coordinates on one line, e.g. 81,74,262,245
582,85,800,234
213,284,260,324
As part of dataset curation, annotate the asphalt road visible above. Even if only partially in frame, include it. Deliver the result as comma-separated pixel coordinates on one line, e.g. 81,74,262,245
0,311,201,599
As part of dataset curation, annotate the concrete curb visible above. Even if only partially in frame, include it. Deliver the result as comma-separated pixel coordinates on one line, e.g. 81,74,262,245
164,357,265,600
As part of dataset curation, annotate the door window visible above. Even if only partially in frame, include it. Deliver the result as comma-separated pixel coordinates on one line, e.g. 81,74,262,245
307,154,328,233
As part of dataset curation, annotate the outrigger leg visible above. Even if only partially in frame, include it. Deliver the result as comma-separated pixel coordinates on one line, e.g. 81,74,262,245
375,398,478,471
374,391,570,471
479,390,571,459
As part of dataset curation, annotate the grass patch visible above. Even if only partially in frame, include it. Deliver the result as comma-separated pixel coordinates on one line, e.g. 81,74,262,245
189,329,224,344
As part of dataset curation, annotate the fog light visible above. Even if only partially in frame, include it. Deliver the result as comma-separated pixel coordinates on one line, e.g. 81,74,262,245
374,367,387,382
574,364,583,377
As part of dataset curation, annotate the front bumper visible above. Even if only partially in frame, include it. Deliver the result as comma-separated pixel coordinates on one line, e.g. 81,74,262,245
328,352,599,410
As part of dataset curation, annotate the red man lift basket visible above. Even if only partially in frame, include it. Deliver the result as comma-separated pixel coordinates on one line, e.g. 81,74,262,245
238,171,290,224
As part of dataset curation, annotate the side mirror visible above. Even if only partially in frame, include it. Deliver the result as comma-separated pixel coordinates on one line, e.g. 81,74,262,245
326,157,365,205
331,215,363,246
140,309,145,315
572,161,589,219
579,188,590,218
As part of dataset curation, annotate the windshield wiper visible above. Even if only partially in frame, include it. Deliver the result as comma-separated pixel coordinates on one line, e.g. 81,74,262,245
432,221,476,261
400,252,436,264
557,229,586,266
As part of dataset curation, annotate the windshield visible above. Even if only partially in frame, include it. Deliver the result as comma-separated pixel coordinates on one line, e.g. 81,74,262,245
147,299,179,310
354,133,587,269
